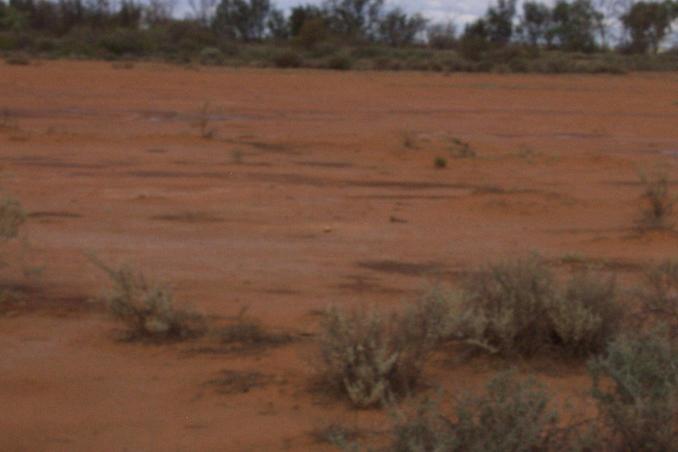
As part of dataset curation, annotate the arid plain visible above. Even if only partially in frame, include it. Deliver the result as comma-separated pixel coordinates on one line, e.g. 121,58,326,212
1,61,677,450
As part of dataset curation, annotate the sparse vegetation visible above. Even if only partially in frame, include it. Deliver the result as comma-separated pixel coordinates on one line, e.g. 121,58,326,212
391,371,560,452
637,171,674,230
401,130,418,149
91,257,206,340
639,259,678,336
448,137,476,158
434,157,447,169
217,306,292,351
454,256,621,357
0,196,26,241
318,301,440,408
194,102,216,139
589,329,678,451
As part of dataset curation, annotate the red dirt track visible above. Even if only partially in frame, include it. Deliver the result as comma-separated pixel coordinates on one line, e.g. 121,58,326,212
1,61,677,450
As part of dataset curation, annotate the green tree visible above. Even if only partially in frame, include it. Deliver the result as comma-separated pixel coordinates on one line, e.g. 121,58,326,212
212,0,276,41
519,1,553,47
551,0,603,52
622,1,677,54
377,8,427,47
485,0,517,46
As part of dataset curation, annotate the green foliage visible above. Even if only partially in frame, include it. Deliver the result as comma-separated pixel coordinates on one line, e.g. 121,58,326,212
589,330,678,450
622,1,677,54
434,157,447,169
392,371,559,452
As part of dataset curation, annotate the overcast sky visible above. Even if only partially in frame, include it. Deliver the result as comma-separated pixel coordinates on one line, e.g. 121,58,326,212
269,0,492,24
178,1,517,25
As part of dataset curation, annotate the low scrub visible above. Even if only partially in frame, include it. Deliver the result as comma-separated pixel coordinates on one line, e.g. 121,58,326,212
637,172,674,230
589,330,678,451
318,298,443,408
392,371,559,452
455,256,621,357
92,258,206,340
639,259,678,336
0,196,26,240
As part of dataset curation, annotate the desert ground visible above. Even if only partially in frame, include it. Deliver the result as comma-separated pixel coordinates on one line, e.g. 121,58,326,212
1,61,677,451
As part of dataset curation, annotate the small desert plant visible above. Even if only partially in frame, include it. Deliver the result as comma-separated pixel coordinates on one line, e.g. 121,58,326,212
91,257,206,340
434,157,447,169
217,306,291,350
589,330,678,451
194,102,215,139
319,302,438,408
448,137,476,158
637,172,674,230
639,259,678,336
401,130,418,149
392,371,559,452
548,271,622,356
0,196,26,240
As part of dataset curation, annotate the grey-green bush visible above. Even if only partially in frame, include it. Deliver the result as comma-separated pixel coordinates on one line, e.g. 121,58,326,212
549,271,622,356
456,257,622,357
589,330,678,451
639,259,678,335
458,256,557,356
93,259,206,340
392,371,559,452
319,302,438,408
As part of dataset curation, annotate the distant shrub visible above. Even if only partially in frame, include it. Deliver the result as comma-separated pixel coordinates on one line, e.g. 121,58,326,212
199,46,224,65
455,256,622,357
392,371,559,451
4,54,30,65
639,260,678,336
0,196,26,240
448,137,476,158
92,258,206,340
273,50,303,68
637,171,674,230
326,54,352,70
549,270,622,356
434,157,447,168
589,330,678,451
99,28,147,56
319,301,440,408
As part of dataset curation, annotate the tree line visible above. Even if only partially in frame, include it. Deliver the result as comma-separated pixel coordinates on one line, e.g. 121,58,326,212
0,0,677,56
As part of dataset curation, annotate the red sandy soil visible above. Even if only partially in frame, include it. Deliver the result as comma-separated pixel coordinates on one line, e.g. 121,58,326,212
1,61,677,451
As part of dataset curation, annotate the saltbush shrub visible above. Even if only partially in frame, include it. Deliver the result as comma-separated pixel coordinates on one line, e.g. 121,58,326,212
319,300,441,408
589,330,678,451
455,256,622,357
392,371,559,452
